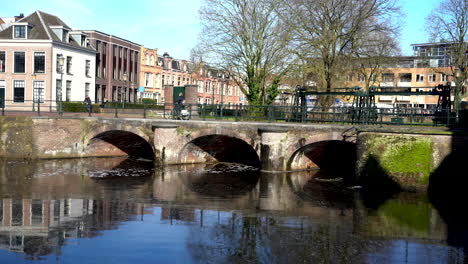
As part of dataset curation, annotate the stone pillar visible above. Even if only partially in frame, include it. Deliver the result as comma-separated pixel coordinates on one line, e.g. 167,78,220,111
259,127,289,171
153,124,183,166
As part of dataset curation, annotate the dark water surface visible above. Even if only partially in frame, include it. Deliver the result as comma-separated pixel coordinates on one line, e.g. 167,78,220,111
0,158,466,263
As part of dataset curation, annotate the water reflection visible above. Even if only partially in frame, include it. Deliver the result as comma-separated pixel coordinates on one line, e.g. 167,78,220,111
0,158,464,263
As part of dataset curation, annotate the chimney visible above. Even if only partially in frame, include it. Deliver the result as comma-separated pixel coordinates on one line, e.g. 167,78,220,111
14,13,24,21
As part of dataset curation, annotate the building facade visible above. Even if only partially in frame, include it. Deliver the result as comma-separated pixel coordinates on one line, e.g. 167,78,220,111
140,46,162,102
340,42,464,109
83,30,140,103
190,60,245,105
0,11,96,109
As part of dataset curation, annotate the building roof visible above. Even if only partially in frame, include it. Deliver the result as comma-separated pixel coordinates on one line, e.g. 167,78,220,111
0,10,95,53
411,41,462,47
82,30,142,47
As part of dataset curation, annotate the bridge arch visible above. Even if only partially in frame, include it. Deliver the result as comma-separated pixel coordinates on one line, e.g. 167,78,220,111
287,140,356,177
85,130,155,160
179,134,261,168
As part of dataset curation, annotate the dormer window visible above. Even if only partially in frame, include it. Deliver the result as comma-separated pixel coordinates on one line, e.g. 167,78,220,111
12,23,31,39
14,25,26,38
51,26,72,43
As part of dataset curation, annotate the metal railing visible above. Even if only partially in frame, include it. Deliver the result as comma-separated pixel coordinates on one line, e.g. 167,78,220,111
0,100,456,126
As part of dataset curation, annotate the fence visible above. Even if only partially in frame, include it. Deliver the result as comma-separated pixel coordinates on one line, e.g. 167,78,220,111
0,100,455,126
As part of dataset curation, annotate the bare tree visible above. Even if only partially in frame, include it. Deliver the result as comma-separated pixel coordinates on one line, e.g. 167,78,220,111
353,31,401,91
197,0,294,105
426,0,467,122
279,0,401,105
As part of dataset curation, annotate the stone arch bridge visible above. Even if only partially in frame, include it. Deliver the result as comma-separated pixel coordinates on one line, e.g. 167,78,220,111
0,116,462,190
1,117,358,173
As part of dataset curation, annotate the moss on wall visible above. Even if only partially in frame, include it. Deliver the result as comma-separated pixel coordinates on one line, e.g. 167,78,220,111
363,134,433,187
0,117,36,158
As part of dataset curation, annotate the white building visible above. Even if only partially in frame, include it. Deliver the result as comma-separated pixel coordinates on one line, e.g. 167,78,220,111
0,11,96,110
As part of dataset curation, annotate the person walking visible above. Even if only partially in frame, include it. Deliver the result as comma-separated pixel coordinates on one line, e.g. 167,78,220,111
176,92,185,113
84,96,92,114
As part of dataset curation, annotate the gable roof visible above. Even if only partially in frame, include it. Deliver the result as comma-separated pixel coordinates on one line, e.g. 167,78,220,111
0,11,93,52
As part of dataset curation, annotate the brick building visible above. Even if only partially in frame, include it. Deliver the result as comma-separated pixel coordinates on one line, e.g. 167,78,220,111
140,46,162,102
190,60,245,106
83,30,141,103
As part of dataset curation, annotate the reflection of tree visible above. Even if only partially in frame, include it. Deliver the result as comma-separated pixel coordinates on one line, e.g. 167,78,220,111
188,211,388,264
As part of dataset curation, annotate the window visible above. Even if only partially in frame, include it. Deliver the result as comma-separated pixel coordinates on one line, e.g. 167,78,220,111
34,52,45,73
56,79,62,101
14,25,26,39
85,83,90,97
382,73,394,82
416,74,424,82
228,85,233,95
31,200,43,226
85,60,90,77
198,97,202,104
198,81,203,93
162,74,165,85
66,56,72,74
66,80,71,102
13,80,25,103
399,73,412,82
178,77,181,86
12,200,23,226
428,74,436,82
441,73,448,82
14,52,25,73
358,74,365,82
0,51,5,72
33,80,45,103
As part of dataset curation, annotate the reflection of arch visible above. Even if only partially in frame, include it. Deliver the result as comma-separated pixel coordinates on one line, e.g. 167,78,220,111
180,135,261,168
288,140,356,177
287,171,353,209
87,130,155,160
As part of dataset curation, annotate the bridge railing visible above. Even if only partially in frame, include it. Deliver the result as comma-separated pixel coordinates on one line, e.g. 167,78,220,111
0,100,456,126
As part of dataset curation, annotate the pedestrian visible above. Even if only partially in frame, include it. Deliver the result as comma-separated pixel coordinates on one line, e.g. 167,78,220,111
84,96,92,114
177,92,185,113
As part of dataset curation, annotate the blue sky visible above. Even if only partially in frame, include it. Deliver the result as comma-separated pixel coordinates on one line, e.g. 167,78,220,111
1,0,442,59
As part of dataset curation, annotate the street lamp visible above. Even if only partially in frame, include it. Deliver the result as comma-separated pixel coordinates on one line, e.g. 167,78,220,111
123,73,128,108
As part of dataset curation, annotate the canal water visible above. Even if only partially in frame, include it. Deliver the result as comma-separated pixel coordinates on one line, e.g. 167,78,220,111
0,157,466,263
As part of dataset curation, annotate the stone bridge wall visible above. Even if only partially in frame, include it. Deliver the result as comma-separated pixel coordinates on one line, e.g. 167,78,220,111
0,116,465,190
0,117,355,171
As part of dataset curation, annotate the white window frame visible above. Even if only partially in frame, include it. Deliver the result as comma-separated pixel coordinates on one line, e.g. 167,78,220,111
12,79,25,103
416,74,424,82
66,80,72,102
14,51,26,74
32,80,45,103
85,82,90,97
33,51,46,74
0,51,5,73
441,73,448,82
13,25,27,39
428,74,436,83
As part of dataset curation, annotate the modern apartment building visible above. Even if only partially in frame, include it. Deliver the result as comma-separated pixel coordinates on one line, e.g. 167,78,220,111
140,46,162,102
341,42,463,109
0,11,96,108
83,30,140,103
